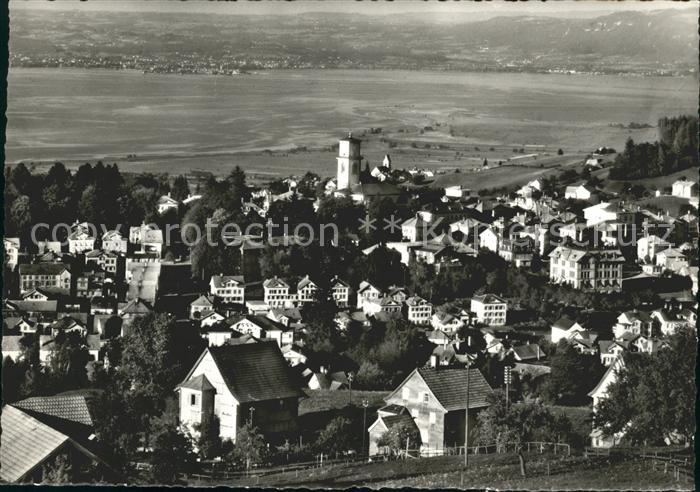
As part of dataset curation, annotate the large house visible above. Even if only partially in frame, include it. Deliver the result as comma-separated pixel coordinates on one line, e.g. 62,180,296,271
19,263,71,294
263,277,292,308
67,223,96,255
636,235,671,263
210,275,246,304
671,179,697,199
101,230,128,254
470,294,507,326
368,367,492,456
548,246,624,292
176,342,304,443
404,295,433,325
4,237,20,270
330,276,351,307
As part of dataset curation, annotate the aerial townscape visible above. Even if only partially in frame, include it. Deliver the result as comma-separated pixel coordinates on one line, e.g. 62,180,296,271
3,121,697,486
1,1,698,490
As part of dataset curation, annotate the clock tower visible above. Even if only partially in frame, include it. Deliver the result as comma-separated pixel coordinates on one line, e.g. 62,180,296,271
337,132,362,190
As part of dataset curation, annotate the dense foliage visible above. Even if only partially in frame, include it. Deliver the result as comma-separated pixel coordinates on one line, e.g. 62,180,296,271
609,115,698,180
593,328,696,445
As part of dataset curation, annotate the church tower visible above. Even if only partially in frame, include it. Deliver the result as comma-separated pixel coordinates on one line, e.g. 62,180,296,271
337,132,362,190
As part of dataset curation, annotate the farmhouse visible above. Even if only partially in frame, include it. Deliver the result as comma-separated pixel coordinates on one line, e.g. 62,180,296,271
176,342,303,442
368,367,492,456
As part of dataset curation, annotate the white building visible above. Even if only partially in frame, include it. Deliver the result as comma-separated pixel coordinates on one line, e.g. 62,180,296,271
4,237,20,270
157,193,179,215
671,179,698,199
470,294,507,326
263,277,293,308
404,295,433,325
564,184,593,201
336,133,362,190
68,223,96,255
636,235,671,263
102,230,128,254
210,275,246,304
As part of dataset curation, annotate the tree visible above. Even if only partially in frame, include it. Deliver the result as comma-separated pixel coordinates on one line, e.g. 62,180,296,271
594,328,696,445
42,454,72,484
475,391,574,449
120,313,205,433
541,341,603,405
314,416,361,457
301,287,340,356
194,415,222,460
377,421,421,456
171,175,190,201
225,422,267,472
46,330,90,391
149,422,195,484
557,149,564,155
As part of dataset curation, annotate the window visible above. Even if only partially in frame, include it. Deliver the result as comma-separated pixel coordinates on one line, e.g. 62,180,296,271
429,412,436,424
190,394,197,406
423,393,430,404
402,387,410,400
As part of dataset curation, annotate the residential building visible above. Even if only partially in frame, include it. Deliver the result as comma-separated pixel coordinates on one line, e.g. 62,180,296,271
101,230,128,254
85,249,119,274
190,294,215,320
368,367,492,455
564,184,593,201
430,312,465,333
68,223,96,255
330,276,351,307
498,237,534,268
404,295,433,325
210,275,246,304
176,342,303,442
4,237,20,270
613,310,654,339
470,294,507,326
655,248,689,273
551,317,587,344
671,179,698,199
157,193,179,214
548,246,624,292
296,275,319,304
19,263,71,294
263,276,293,308
636,235,671,263
356,281,382,310
402,215,427,242
128,223,164,256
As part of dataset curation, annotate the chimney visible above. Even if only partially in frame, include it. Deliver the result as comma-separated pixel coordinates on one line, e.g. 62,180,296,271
430,354,438,368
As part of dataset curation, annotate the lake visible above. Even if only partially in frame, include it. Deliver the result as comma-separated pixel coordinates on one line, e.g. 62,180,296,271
5,68,698,171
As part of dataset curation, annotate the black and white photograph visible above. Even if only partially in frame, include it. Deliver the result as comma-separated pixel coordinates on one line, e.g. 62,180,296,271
0,0,697,488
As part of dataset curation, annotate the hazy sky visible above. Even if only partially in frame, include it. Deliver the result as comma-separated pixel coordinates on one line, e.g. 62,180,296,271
10,0,694,17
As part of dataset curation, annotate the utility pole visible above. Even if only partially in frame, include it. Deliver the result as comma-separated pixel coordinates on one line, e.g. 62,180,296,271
348,372,354,406
504,366,512,412
249,406,255,425
464,362,471,469
362,399,369,456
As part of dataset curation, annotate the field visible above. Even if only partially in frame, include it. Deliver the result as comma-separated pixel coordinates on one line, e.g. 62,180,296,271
6,68,697,186
202,452,693,490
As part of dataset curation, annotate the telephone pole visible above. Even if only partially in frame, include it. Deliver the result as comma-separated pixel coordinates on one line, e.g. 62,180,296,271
464,362,471,468
361,399,369,456
504,366,512,412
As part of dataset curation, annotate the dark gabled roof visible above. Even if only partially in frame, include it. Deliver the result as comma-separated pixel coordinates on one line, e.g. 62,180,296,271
19,263,70,276
240,314,290,333
12,395,94,427
178,373,216,392
416,367,492,411
207,341,304,403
